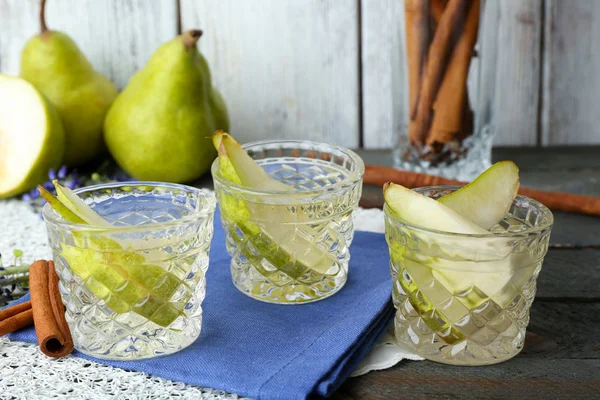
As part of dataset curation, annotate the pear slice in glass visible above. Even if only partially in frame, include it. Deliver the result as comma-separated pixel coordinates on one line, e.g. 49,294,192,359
53,180,112,227
384,182,520,340
384,182,490,235
439,161,520,229
40,185,187,327
213,131,338,277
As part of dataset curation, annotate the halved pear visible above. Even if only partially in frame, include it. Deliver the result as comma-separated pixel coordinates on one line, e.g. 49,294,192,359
213,131,337,276
439,161,519,229
0,74,65,198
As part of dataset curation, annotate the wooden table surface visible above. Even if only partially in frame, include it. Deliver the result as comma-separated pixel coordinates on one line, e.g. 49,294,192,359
333,147,600,400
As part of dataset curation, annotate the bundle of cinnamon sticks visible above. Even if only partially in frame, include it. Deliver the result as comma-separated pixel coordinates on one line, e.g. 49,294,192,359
406,0,479,153
0,260,73,358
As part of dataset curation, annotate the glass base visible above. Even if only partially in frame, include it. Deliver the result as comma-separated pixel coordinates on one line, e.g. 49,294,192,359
60,268,207,361
393,296,528,366
393,125,494,181
230,260,347,304
69,310,203,360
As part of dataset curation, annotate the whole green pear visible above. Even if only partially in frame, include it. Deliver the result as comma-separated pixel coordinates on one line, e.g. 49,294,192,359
104,30,229,183
20,0,118,166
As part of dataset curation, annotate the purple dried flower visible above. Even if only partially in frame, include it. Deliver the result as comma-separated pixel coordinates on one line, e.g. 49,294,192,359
43,181,54,191
22,164,132,218
66,179,79,190
58,165,68,179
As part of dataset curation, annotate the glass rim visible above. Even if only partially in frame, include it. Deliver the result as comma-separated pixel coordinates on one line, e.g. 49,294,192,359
384,185,554,238
42,181,216,231
211,139,365,198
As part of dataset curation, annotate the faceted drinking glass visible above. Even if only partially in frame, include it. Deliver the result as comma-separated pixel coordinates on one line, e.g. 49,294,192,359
212,140,364,304
42,182,216,360
385,187,553,365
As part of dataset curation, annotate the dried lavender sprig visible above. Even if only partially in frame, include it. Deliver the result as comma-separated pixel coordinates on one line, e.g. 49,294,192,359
22,165,81,213
22,163,133,217
0,264,30,278
0,250,30,304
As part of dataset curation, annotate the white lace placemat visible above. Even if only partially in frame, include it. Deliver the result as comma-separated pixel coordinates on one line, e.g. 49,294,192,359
0,199,421,399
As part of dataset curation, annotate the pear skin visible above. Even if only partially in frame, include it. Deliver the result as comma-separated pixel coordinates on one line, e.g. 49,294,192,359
20,0,118,166
104,30,229,183
438,161,520,229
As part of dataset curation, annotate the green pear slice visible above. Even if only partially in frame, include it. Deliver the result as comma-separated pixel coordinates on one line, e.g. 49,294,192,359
40,184,189,327
384,182,489,235
0,75,65,198
439,161,520,229
221,134,291,191
383,182,514,263
213,132,337,277
53,180,113,227
38,185,85,224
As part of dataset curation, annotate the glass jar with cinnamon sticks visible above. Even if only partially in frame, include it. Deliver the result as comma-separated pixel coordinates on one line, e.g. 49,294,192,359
396,0,491,180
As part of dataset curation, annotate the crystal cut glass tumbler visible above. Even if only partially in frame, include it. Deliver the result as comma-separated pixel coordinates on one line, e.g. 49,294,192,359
42,182,216,360
385,187,553,365
212,140,364,304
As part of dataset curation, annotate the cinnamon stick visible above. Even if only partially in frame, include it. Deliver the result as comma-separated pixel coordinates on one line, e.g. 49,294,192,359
405,0,430,122
29,260,73,358
0,301,33,336
428,0,480,146
430,0,446,23
410,0,468,145
363,164,600,216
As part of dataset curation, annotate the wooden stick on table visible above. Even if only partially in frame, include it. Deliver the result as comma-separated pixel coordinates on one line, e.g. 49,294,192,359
364,164,600,216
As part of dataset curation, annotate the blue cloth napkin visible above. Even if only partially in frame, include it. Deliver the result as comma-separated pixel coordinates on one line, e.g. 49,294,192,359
7,210,394,400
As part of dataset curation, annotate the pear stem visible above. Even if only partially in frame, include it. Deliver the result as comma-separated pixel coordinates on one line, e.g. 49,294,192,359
40,0,48,33
182,29,203,50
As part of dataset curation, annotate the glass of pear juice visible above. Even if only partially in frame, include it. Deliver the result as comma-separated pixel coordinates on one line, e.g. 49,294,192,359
385,187,553,365
212,139,365,304
42,182,216,360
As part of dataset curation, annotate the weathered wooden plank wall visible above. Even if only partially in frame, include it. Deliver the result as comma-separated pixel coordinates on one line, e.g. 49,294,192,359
360,0,405,149
541,0,600,145
179,0,360,146
478,0,543,147
0,0,178,88
0,0,599,147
